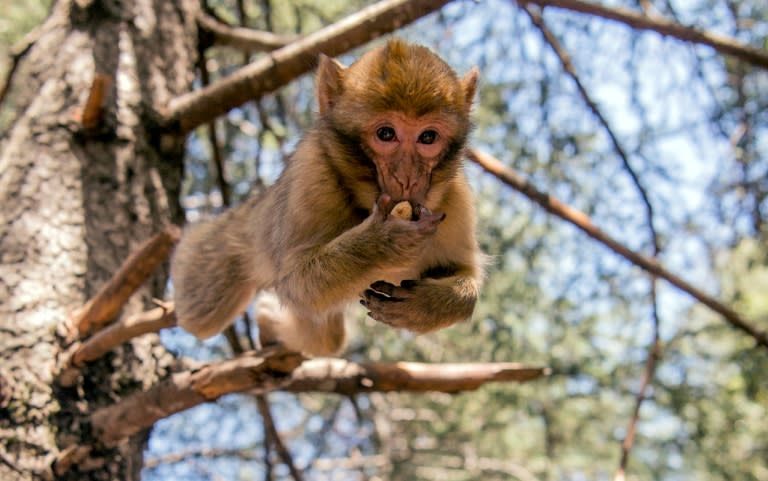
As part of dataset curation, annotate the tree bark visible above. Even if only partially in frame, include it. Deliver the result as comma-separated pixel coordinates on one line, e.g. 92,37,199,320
0,1,198,480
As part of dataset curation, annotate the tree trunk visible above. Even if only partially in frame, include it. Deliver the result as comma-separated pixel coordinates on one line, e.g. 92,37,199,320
0,1,198,480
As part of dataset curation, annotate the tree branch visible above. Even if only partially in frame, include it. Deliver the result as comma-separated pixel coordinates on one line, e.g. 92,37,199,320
196,44,232,208
467,148,768,349
197,11,295,53
79,74,112,130
614,280,661,481
57,302,176,387
517,0,768,69
91,346,305,447
522,4,660,255
66,224,181,340
144,446,263,469
283,358,550,395
165,0,454,134
256,395,305,481
521,10,671,473
91,351,547,447
73,305,177,365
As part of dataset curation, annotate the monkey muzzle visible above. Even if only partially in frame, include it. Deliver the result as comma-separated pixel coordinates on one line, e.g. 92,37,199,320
374,153,435,210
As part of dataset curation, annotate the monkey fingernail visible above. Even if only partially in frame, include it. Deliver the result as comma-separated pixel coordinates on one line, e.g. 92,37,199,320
375,194,393,215
370,280,396,295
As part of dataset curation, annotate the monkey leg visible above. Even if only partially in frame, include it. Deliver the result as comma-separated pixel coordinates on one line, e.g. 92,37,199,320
171,213,265,339
361,276,478,333
254,291,346,356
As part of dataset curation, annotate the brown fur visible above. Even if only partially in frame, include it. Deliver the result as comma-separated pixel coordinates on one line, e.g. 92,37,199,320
171,39,483,355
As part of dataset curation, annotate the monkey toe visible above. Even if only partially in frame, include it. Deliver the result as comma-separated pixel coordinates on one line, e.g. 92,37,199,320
361,289,411,328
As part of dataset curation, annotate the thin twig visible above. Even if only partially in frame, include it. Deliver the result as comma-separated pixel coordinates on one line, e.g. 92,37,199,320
52,446,93,476
58,302,176,387
614,280,661,481
517,0,768,69
72,305,177,365
467,148,768,349
522,10,667,472
256,395,305,481
312,454,389,471
143,446,262,468
79,74,112,130
197,51,232,208
197,10,295,53
522,4,660,254
261,398,275,481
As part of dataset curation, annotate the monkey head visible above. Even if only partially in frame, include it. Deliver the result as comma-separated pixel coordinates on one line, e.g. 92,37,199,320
316,38,478,211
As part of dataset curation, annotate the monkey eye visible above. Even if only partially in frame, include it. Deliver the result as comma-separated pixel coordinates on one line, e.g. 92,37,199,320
418,130,438,145
376,126,396,142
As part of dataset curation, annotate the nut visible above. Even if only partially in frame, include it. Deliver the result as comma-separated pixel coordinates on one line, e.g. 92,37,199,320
390,201,413,220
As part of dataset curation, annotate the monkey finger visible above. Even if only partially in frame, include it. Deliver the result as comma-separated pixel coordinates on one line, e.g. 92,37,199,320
365,300,409,328
374,316,402,328
413,204,432,219
373,194,394,221
414,211,445,235
364,303,397,326
370,280,418,299
363,288,403,303
369,280,398,296
413,205,445,222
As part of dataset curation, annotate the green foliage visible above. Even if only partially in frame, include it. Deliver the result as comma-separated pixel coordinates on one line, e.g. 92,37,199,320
0,0,51,128
0,1,50,64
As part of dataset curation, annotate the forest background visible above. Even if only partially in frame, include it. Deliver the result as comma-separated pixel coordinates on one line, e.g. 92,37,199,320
1,0,766,480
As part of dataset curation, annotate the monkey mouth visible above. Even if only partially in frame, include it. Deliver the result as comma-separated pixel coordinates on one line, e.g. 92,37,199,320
389,199,436,221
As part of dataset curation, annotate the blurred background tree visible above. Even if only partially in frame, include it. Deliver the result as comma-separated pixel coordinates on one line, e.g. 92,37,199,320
2,0,766,480
0,0,51,126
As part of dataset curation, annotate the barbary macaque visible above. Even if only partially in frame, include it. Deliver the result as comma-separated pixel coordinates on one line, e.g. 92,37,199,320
171,38,484,355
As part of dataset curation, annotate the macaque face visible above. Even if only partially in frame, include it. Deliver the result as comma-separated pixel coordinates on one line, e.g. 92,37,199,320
364,111,457,206
316,39,477,211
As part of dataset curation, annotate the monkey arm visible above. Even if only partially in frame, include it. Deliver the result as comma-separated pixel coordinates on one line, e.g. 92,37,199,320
358,178,483,333
276,221,385,315
275,205,442,317
361,267,480,333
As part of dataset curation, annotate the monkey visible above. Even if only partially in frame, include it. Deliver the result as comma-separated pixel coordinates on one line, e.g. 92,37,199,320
171,38,483,356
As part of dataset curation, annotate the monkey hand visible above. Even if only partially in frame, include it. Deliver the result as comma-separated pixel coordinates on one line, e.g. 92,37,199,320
360,277,477,333
368,195,444,261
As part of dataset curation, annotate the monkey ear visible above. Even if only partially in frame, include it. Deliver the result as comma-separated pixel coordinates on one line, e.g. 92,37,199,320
461,67,480,111
316,54,346,115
